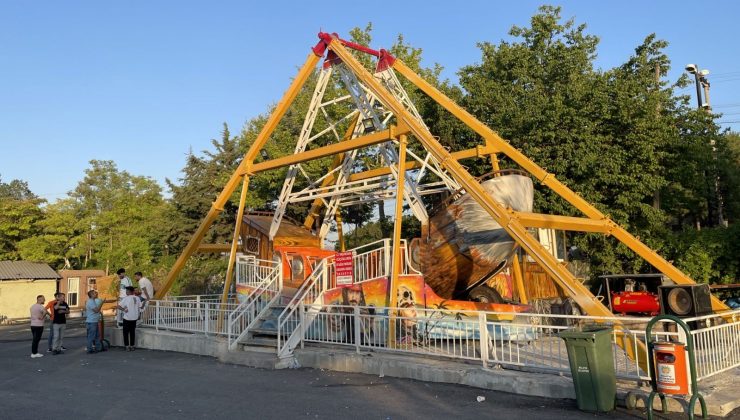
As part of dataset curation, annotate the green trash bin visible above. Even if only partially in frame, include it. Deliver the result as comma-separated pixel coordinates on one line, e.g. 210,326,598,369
559,326,616,412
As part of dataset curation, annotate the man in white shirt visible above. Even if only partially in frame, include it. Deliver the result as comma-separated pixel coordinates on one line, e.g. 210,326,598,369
116,268,132,327
134,272,154,302
116,286,142,351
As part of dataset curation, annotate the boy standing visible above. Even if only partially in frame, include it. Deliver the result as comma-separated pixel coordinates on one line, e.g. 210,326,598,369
29,295,46,358
117,286,142,351
52,293,69,355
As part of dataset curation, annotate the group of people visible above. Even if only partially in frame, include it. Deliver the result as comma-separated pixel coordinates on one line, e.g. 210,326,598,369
115,268,153,351
28,268,154,358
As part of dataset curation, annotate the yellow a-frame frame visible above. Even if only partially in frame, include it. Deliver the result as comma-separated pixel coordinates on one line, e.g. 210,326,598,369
156,33,728,370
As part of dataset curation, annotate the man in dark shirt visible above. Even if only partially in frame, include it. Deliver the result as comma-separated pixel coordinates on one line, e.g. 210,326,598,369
52,293,69,355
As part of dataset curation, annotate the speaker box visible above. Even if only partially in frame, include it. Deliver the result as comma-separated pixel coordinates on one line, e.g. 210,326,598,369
658,284,713,318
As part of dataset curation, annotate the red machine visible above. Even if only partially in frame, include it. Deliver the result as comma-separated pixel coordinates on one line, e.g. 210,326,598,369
611,291,660,316
596,274,668,316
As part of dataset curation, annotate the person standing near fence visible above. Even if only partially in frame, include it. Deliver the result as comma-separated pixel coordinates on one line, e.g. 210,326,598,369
116,268,132,327
85,290,104,353
117,286,142,351
29,295,46,358
51,293,69,355
134,271,153,322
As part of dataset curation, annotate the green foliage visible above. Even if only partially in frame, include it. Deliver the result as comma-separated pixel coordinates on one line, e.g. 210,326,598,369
666,224,740,284
456,6,735,280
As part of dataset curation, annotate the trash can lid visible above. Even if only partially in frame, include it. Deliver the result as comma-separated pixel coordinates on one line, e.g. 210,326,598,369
558,325,613,340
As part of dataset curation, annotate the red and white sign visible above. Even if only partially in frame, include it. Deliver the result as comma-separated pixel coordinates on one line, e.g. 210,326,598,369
334,251,354,286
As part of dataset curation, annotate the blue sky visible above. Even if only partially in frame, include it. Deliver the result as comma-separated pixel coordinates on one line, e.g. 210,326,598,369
2,1,739,202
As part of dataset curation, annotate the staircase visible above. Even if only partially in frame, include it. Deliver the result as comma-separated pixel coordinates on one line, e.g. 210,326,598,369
228,240,412,360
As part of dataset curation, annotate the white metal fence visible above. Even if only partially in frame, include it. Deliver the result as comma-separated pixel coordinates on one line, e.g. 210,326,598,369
298,304,740,382
685,310,740,380
228,258,283,349
141,300,234,336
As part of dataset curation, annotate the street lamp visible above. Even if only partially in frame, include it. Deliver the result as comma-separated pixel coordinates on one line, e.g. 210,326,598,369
685,64,711,110
686,64,724,226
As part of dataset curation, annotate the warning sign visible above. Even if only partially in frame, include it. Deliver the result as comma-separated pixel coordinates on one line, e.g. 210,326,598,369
335,251,354,286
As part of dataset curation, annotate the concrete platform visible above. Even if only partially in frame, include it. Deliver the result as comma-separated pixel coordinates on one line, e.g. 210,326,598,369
110,327,739,417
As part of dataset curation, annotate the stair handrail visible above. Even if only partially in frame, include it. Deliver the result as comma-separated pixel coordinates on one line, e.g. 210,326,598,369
228,259,282,350
276,255,334,357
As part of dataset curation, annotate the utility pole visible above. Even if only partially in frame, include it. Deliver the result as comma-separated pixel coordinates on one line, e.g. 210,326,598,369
685,64,726,226
700,76,711,110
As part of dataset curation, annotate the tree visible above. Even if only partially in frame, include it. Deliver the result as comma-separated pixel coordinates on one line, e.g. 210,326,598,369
0,176,43,260
17,199,77,268
456,6,730,278
67,160,169,273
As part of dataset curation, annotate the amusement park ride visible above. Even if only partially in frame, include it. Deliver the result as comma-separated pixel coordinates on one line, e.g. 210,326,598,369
153,32,728,364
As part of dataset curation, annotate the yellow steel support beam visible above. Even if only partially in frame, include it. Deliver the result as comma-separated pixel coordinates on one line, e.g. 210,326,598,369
388,135,408,348
347,145,496,182
512,253,528,305
392,59,729,313
328,38,647,370
335,212,345,252
156,51,321,299
513,212,611,233
221,175,250,306
330,39,609,316
247,125,408,174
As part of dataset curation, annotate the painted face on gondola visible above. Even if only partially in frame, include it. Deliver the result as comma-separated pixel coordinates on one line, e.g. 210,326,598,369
398,286,415,309
346,287,362,306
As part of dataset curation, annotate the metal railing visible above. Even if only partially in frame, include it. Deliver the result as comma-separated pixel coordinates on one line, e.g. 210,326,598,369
686,309,740,380
276,239,420,357
141,292,738,384
228,258,283,349
236,255,278,287
141,300,234,336
277,257,331,358
331,239,420,285
297,304,693,382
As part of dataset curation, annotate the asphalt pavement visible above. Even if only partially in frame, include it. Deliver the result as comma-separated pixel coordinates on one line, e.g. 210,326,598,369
0,321,732,420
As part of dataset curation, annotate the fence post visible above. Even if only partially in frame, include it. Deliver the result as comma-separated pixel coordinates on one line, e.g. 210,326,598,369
155,300,160,332
204,303,210,337
228,310,232,346
299,301,306,350
479,312,489,368
354,306,361,354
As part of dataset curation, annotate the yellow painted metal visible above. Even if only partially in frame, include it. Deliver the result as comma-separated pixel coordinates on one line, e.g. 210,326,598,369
329,39,647,370
512,253,528,305
330,40,606,314
195,244,232,253
387,135,408,348
303,116,359,230
156,51,320,299
247,125,408,174
392,59,728,313
347,145,496,183
513,212,611,233
221,175,250,306
336,212,345,251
